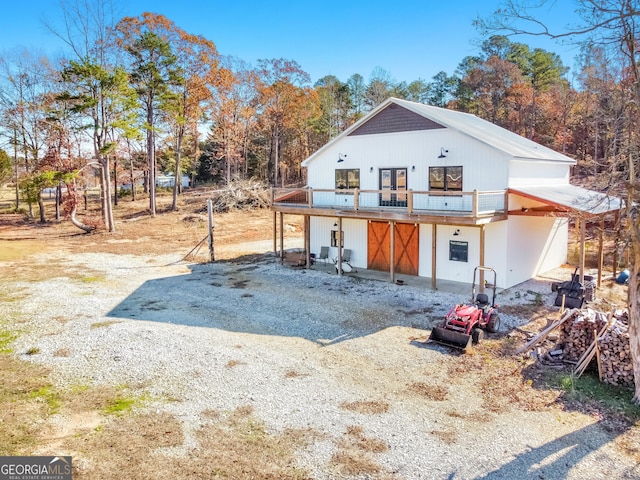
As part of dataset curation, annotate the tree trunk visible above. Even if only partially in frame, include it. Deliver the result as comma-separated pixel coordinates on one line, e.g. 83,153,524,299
38,196,45,223
55,185,61,221
70,203,95,233
629,241,640,404
13,128,19,209
148,108,156,216
628,156,640,404
113,157,118,207
273,120,279,187
171,130,183,211
100,157,115,232
130,159,136,202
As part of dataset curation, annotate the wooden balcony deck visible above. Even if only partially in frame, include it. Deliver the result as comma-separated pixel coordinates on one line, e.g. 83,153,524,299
272,188,509,225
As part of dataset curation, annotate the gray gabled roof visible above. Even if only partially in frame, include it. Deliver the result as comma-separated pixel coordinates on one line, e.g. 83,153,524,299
302,97,576,166
393,98,575,163
510,185,621,215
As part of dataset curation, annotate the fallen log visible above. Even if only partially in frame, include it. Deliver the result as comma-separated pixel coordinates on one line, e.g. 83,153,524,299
515,308,576,355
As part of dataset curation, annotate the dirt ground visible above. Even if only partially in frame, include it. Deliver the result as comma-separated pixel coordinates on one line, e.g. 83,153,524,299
0,191,639,479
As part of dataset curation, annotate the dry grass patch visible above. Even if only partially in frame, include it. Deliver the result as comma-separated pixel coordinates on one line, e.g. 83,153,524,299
449,348,561,413
1,195,303,265
0,286,29,303
61,399,313,479
445,409,494,423
90,321,121,329
615,428,640,463
331,450,384,477
331,425,395,479
190,405,312,480
4,259,103,284
342,425,389,454
284,370,310,379
68,412,184,479
407,382,449,401
340,400,390,415
59,384,146,420
225,359,246,368
0,355,53,454
0,239,52,261
431,429,457,444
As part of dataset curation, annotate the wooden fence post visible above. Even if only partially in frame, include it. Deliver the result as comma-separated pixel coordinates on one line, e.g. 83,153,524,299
207,199,215,262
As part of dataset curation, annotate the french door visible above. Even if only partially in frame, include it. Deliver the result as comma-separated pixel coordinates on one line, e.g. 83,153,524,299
379,168,407,207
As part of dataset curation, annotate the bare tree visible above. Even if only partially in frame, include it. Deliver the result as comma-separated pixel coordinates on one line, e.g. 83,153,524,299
45,0,124,232
0,49,54,219
479,0,640,404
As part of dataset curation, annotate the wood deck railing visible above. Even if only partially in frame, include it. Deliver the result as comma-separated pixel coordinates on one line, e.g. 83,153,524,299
272,188,508,218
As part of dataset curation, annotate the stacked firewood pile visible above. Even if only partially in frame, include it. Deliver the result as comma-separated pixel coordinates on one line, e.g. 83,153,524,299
517,308,634,387
598,316,634,386
558,309,609,361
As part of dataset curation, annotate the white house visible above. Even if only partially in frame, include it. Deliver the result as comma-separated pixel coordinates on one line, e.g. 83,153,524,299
272,98,620,289
156,174,190,188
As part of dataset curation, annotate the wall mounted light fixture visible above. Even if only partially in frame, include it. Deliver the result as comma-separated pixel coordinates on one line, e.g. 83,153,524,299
411,165,415,172
438,147,448,159
337,153,347,163
370,167,374,173
453,229,460,236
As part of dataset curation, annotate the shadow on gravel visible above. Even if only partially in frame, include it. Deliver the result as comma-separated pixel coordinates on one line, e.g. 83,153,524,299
466,420,638,479
106,258,438,345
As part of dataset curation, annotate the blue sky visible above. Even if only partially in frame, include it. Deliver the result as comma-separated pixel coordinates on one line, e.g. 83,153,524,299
0,0,583,84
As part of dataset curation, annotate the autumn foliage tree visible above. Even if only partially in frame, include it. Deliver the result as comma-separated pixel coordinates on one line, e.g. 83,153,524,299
207,62,257,185
116,14,184,216
255,58,311,186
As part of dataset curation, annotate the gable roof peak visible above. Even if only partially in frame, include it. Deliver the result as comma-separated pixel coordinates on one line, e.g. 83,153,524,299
301,97,575,167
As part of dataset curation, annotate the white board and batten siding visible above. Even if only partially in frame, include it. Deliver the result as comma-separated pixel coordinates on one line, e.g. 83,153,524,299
508,159,571,187
310,217,367,268
506,216,568,287
415,223,507,288
308,129,511,193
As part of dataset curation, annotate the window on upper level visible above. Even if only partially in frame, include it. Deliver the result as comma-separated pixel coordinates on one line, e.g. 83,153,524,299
335,169,360,193
429,166,462,192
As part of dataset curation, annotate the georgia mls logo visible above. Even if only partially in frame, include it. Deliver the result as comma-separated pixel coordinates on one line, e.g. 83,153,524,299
0,456,72,480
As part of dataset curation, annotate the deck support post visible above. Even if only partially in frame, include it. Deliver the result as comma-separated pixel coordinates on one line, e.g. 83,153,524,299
479,225,485,293
390,221,396,283
431,224,437,290
337,217,343,276
579,216,586,284
273,211,277,255
305,215,311,268
613,210,620,279
279,212,284,262
598,217,604,288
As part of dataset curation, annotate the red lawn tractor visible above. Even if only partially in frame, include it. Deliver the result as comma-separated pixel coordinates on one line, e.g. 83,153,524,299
428,266,501,351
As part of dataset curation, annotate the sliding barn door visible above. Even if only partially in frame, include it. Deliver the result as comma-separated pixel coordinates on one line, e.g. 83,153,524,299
367,221,419,275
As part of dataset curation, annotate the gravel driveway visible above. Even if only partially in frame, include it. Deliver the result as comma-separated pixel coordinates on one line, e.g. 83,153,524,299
6,249,639,479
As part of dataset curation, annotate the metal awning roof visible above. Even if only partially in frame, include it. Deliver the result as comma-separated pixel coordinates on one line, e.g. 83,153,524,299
509,185,622,215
